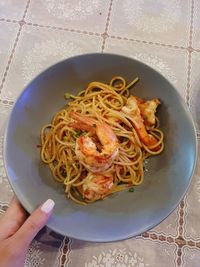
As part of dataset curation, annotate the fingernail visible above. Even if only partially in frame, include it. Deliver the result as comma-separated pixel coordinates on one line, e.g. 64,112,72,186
41,199,55,214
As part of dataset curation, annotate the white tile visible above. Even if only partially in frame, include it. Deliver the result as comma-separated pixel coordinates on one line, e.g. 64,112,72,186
0,0,27,20
104,38,188,99
189,52,200,133
25,236,65,267
150,208,179,237
0,104,13,203
0,25,103,101
0,22,20,88
69,238,177,267
108,0,191,47
182,247,200,267
192,0,200,49
184,141,200,240
26,0,110,33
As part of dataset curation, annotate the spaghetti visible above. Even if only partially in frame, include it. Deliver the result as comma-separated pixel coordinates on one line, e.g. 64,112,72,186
40,76,164,205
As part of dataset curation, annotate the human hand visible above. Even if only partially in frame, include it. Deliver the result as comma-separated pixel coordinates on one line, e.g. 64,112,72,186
0,197,55,267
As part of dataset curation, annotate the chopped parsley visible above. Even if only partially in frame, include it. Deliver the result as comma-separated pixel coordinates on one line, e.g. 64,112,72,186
129,187,135,192
64,93,74,99
63,136,68,141
74,130,82,138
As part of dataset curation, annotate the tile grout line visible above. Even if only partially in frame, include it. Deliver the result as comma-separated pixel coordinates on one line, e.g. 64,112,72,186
178,201,185,237
109,34,187,50
177,246,182,266
0,0,31,96
0,25,22,95
101,0,114,52
176,200,185,266
142,231,200,250
0,99,14,105
57,230,200,266
0,18,19,24
186,0,195,106
142,232,175,245
189,0,195,48
25,22,101,36
56,236,69,267
2,17,200,53
22,0,31,21
176,2,195,264
109,33,200,52
59,237,72,267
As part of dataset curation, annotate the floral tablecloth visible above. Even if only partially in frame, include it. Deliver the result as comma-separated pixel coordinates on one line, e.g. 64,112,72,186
0,1,200,266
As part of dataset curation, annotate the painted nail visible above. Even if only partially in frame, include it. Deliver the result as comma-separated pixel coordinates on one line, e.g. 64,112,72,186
41,199,55,214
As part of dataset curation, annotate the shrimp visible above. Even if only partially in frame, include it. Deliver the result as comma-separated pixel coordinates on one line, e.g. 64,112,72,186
69,112,119,173
135,97,160,127
79,172,113,201
122,96,159,149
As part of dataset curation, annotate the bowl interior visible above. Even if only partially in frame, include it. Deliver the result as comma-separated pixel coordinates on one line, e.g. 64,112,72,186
4,53,197,242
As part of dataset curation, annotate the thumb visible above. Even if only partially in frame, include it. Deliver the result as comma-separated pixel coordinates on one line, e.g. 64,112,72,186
12,199,55,249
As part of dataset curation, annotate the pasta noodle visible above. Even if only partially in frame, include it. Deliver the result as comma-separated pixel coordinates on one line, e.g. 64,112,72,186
40,76,164,205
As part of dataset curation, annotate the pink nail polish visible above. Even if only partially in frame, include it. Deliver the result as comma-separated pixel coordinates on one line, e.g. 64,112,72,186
41,199,55,214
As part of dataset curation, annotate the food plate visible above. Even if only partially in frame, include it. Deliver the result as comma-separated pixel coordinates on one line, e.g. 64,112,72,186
4,53,197,242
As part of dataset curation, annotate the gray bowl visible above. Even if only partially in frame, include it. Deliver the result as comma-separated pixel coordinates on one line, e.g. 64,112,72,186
4,53,197,242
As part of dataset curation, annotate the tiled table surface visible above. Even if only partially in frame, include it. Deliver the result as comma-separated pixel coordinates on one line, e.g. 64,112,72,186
0,1,200,266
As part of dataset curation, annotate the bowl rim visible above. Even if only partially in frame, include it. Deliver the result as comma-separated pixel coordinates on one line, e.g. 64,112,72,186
3,52,198,242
